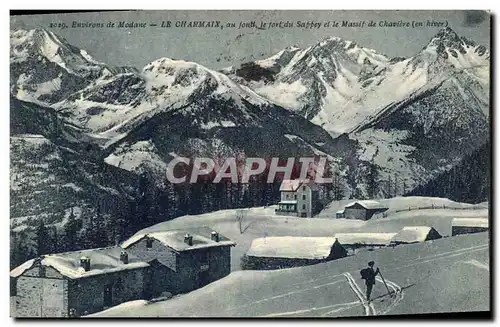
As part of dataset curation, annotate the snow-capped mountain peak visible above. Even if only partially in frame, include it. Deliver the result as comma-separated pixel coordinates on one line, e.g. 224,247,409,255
10,29,138,106
417,27,489,70
229,27,489,136
427,26,474,50
11,28,104,76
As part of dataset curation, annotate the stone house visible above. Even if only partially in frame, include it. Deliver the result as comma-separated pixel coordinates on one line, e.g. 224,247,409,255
243,236,347,270
451,218,489,236
10,246,149,318
343,200,388,220
122,226,236,297
275,179,321,217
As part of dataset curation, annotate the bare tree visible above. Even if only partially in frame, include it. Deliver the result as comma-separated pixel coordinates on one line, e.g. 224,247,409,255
236,210,245,234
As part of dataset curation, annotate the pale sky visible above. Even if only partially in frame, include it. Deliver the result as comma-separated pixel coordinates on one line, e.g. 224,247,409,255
10,10,490,70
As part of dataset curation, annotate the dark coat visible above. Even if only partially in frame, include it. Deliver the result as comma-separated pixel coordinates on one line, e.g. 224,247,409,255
365,267,379,285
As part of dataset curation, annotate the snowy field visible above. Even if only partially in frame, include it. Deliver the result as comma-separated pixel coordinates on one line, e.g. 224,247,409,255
88,196,489,317
91,232,489,317
119,197,488,271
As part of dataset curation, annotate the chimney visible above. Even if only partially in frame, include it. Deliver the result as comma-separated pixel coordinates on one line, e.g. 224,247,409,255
120,251,129,264
211,231,219,242
80,256,90,272
184,233,193,246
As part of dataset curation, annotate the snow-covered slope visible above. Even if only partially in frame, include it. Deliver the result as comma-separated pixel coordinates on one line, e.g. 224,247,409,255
10,97,141,234
9,133,135,234
348,65,489,196
113,196,487,272
65,57,348,181
55,57,273,138
90,232,489,317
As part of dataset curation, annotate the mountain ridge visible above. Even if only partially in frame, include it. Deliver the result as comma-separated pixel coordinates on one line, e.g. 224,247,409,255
9,27,489,235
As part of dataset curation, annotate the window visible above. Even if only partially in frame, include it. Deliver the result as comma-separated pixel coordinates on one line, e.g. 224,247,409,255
302,194,306,200
146,238,153,248
303,186,306,191
302,204,306,210
294,194,297,200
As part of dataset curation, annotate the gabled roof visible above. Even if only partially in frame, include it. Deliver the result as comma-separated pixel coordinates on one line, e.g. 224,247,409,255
122,226,236,251
246,236,342,260
279,179,319,192
391,226,442,244
333,233,396,246
10,246,149,279
345,200,388,210
279,179,302,191
452,218,488,228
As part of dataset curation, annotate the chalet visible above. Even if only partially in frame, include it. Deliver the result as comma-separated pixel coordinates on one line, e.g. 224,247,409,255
122,227,235,296
391,226,442,245
451,218,489,236
333,232,397,254
10,246,149,318
343,200,388,220
243,236,347,270
275,179,321,218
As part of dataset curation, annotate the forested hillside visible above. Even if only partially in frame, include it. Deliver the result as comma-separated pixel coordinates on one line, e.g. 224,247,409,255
406,141,490,204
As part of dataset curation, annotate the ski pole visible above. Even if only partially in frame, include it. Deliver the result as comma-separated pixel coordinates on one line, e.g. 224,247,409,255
378,270,393,297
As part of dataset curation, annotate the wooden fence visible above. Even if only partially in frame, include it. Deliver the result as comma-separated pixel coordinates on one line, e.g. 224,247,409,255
380,204,487,218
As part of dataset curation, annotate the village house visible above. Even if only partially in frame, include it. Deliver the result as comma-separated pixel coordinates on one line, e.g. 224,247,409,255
275,179,321,218
333,232,397,254
343,200,389,220
121,227,235,297
451,218,489,236
391,226,442,245
10,246,149,318
242,236,347,270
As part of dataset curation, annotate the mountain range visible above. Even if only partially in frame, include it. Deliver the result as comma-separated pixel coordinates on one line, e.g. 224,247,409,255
10,27,490,239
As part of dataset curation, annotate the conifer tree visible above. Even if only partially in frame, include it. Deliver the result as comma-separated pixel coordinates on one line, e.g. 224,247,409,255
366,160,378,199
35,220,50,256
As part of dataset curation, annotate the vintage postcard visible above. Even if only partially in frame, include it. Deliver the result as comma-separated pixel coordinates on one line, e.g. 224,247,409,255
9,10,490,318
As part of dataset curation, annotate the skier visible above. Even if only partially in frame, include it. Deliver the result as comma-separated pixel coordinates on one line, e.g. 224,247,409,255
360,261,380,302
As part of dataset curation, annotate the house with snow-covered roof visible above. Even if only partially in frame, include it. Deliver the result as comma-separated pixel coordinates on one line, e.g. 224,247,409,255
332,232,397,254
343,200,388,220
391,226,442,245
122,226,236,296
243,236,347,270
10,246,149,317
451,218,489,236
275,179,321,218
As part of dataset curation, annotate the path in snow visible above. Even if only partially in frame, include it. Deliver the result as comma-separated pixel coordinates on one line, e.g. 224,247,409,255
244,241,484,317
